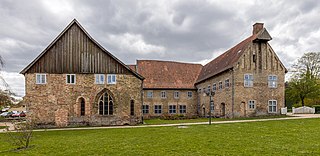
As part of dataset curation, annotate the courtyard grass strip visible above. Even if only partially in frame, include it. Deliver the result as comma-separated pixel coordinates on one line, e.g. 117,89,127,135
0,118,319,155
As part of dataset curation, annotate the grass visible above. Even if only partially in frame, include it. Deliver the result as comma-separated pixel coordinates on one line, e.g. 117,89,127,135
0,118,319,155
0,126,7,129
143,114,291,125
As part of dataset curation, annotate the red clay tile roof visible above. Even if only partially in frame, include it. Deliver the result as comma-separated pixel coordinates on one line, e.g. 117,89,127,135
136,60,203,89
196,34,258,84
127,65,137,72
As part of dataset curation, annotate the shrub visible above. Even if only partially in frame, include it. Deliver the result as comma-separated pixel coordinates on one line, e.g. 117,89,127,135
313,105,320,114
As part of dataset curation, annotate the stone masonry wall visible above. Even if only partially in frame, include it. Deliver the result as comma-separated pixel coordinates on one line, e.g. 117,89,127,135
196,70,233,118
143,89,198,118
24,73,143,127
196,42,286,118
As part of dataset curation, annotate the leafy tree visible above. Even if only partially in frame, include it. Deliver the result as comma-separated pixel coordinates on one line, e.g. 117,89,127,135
286,52,320,106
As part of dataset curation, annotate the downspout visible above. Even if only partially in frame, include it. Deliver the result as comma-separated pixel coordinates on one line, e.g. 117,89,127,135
141,80,144,124
231,68,235,118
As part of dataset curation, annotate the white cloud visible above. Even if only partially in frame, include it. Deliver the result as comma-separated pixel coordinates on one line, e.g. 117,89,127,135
0,71,25,97
107,33,166,55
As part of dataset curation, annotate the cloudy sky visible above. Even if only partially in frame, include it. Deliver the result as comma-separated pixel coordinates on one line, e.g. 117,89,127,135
1,0,319,97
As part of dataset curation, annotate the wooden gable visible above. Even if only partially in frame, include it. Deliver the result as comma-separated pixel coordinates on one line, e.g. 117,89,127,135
20,19,143,79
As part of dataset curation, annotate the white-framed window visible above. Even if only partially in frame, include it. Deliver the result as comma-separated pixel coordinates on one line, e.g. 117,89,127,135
95,74,105,84
107,74,116,84
225,79,230,88
213,83,216,91
169,105,176,114
174,91,179,99
210,102,214,112
219,81,223,90
36,74,46,84
154,105,162,114
66,74,76,84
147,91,153,98
248,100,255,109
268,100,277,113
161,91,166,98
244,74,253,87
179,105,187,113
142,105,149,114
187,91,192,98
268,75,278,88
198,88,201,93
207,85,211,93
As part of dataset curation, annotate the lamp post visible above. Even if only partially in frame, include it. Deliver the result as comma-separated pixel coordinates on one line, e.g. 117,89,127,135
204,91,215,125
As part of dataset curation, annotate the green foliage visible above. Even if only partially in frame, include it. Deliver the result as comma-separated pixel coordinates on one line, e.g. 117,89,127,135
0,119,320,155
286,52,320,106
313,105,320,114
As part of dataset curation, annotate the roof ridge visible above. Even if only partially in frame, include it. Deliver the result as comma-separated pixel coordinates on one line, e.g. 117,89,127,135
137,59,203,65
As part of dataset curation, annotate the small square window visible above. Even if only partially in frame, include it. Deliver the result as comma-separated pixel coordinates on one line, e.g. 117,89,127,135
179,105,187,113
268,75,278,88
95,74,105,84
36,74,46,84
212,84,216,91
248,100,255,109
147,91,153,98
187,91,192,98
169,105,176,114
66,74,76,84
244,74,253,87
268,100,277,113
174,91,179,99
154,105,162,114
143,105,149,114
219,81,223,90
225,79,230,88
107,74,116,84
161,91,166,98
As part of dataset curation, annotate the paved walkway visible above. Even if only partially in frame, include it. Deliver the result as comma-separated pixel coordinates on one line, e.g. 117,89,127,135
1,114,320,132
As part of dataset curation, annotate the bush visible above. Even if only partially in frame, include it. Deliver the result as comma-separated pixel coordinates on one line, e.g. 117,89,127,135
313,105,320,114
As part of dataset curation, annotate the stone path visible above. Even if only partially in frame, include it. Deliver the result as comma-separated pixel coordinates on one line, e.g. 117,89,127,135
1,114,319,133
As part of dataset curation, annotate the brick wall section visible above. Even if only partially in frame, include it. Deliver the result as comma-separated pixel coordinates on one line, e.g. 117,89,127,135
197,42,285,118
24,73,143,127
143,90,198,118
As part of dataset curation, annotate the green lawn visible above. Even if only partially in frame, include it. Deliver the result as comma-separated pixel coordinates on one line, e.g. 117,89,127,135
0,118,319,155
143,115,290,125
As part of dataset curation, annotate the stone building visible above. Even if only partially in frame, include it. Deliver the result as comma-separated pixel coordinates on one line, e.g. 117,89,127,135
21,20,286,126
20,19,144,127
129,60,202,118
195,23,287,118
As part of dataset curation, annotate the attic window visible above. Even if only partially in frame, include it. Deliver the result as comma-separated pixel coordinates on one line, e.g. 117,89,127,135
253,54,257,63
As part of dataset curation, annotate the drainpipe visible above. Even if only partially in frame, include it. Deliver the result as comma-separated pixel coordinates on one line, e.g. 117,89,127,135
141,81,144,124
231,68,235,118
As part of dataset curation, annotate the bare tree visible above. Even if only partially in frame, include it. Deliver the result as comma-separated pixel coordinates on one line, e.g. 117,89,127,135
287,52,320,106
292,52,320,78
4,119,34,150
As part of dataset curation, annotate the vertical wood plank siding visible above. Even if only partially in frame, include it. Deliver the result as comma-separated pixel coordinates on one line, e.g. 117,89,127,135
27,24,130,74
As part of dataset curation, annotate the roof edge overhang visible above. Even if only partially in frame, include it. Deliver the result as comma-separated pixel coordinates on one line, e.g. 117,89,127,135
20,19,144,80
195,66,233,85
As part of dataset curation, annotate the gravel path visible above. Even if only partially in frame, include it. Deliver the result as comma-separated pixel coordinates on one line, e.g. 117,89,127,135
1,114,319,133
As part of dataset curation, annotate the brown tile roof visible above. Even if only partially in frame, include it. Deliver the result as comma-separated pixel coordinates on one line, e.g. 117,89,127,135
136,60,203,89
127,65,137,72
196,34,258,84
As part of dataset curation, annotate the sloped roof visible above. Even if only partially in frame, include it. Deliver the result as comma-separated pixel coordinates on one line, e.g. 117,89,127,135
20,19,143,80
196,34,258,84
137,60,203,89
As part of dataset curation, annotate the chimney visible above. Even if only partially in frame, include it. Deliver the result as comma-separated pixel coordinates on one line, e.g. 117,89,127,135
252,23,264,35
